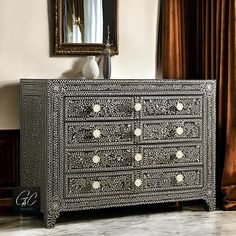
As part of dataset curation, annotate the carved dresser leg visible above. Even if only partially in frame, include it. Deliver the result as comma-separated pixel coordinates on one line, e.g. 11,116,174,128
44,211,60,228
205,197,216,211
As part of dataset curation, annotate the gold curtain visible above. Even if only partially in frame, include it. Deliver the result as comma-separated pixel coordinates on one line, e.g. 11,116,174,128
160,0,236,209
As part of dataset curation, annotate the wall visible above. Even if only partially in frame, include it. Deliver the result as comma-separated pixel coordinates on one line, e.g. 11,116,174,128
0,0,158,129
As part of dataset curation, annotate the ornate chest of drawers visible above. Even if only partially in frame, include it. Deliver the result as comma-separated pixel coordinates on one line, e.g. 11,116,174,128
20,79,216,228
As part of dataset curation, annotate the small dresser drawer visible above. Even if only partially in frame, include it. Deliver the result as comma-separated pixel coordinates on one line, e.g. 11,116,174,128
64,96,135,121
141,167,203,192
65,171,134,198
138,143,203,168
141,119,203,143
141,96,203,119
65,146,134,173
65,121,135,146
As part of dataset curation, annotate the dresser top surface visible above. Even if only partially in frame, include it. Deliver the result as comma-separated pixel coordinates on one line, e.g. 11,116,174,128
20,79,216,95
20,78,216,84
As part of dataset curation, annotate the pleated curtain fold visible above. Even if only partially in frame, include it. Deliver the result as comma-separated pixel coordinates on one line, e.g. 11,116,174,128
159,0,236,209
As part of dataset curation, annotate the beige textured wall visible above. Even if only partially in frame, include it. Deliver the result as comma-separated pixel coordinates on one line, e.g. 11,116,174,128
0,0,158,129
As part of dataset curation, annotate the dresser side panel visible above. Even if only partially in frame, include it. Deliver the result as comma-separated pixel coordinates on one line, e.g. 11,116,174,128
20,80,48,212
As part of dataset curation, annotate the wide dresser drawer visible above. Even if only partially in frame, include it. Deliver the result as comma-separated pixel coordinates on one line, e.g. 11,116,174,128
64,95,203,121
65,144,203,173
65,119,203,146
65,167,203,198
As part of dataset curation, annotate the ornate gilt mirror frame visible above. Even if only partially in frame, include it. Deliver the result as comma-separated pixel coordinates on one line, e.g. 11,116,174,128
53,0,119,56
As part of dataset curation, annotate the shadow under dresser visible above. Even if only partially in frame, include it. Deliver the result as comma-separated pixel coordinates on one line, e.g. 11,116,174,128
20,79,216,228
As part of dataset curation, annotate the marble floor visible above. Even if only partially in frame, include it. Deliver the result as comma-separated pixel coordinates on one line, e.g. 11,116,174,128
0,204,236,236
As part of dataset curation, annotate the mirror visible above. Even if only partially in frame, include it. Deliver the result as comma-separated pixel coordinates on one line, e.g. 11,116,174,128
54,0,118,56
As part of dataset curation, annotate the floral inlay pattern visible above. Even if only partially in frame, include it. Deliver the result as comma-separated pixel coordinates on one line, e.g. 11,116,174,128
142,96,202,118
142,120,202,142
143,169,201,190
66,122,134,145
143,145,202,166
67,174,133,197
66,148,133,172
65,96,134,120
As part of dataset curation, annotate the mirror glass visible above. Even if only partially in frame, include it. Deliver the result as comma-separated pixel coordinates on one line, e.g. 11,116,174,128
54,0,118,56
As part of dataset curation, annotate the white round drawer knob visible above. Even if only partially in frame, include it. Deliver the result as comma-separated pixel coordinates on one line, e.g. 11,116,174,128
135,153,143,162
93,104,101,113
134,103,142,111
93,129,101,138
135,179,142,187
176,150,184,159
176,174,184,183
176,102,184,111
92,155,100,164
134,128,142,137
92,181,101,189
176,127,184,135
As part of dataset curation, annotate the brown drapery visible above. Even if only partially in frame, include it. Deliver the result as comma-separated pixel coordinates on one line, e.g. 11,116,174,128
160,0,236,209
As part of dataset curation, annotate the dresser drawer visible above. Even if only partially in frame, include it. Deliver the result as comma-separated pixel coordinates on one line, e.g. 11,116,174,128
139,143,203,167
65,121,135,146
140,167,203,192
65,171,134,198
140,119,203,143
65,146,134,173
65,143,202,173
141,95,203,119
141,167,203,192
64,96,135,121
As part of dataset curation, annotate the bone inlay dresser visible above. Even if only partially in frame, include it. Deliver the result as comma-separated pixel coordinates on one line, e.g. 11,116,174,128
20,79,216,228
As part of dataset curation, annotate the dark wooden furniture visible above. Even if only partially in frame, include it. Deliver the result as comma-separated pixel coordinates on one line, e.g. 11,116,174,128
0,130,20,215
